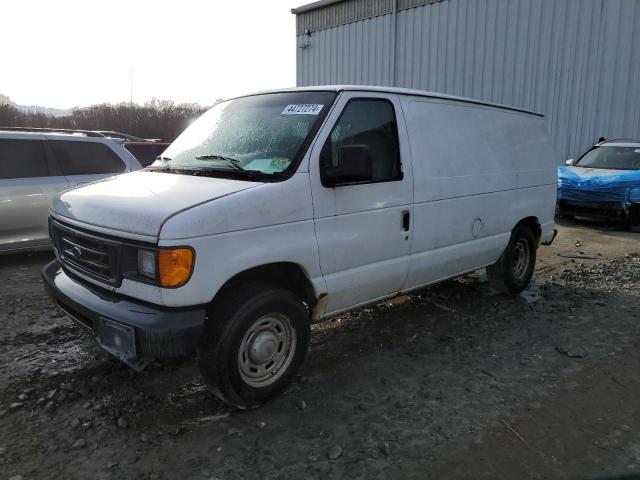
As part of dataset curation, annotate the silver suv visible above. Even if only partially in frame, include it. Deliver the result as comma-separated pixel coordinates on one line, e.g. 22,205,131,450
0,128,142,253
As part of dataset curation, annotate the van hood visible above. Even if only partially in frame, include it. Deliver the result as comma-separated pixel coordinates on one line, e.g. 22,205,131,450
51,171,259,238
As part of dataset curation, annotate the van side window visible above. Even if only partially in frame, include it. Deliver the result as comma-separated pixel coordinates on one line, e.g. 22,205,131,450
50,141,126,175
321,99,402,185
0,139,49,179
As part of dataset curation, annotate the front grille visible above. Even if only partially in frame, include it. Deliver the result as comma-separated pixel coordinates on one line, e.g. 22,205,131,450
51,220,123,285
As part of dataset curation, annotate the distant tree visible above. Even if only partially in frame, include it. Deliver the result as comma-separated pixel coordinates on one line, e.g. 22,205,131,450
0,95,209,142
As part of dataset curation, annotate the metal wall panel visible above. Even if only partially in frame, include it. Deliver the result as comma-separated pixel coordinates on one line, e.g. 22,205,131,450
295,0,640,159
295,0,392,34
397,0,446,11
297,14,395,87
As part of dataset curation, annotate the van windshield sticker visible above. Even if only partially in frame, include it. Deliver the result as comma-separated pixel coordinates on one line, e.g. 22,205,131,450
282,104,324,115
635,149,640,153
270,157,289,168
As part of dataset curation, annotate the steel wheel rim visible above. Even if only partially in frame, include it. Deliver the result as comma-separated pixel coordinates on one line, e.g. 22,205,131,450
511,238,531,280
238,313,296,387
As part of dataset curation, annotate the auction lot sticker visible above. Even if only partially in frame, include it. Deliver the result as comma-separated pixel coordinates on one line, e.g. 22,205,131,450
282,104,324,115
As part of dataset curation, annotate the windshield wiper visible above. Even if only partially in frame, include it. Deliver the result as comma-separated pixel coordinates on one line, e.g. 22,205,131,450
194,154,258,180
195,154,241,163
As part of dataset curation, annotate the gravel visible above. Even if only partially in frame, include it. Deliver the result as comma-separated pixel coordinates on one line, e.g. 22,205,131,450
1,233,640,479
327,445,343,460
71,439,86,450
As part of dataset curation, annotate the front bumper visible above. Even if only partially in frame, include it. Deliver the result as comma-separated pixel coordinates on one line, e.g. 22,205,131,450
556,199,629,221
41,260,206,369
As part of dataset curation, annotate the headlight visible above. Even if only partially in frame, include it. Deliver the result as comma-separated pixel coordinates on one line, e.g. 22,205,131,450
157,248,194,288
137,249,157,279
136,247,194,287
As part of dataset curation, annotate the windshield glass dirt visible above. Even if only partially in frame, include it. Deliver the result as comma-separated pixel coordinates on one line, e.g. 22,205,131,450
577,146,640,170
155,91,336,177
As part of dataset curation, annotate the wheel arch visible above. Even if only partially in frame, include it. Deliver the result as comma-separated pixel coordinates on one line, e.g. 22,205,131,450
209,262,318,313
514,216,542,244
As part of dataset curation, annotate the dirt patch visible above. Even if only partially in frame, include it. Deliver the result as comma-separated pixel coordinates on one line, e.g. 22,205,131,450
1,223,639,479
434,345,640,480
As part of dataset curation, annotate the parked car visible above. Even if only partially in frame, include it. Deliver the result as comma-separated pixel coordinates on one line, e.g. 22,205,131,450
124,141,171,167
42,86,558,408
0,128,142,253
557,139,640,230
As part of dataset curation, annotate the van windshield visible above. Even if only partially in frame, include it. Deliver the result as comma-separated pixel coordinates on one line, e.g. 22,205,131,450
152,91,336,180
576,146,640,170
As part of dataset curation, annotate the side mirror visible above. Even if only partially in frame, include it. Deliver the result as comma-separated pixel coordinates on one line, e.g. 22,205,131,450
565,158,576,166
322,144,373,186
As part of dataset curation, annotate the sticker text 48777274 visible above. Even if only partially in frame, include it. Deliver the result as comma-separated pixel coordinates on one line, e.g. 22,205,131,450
282,104,324,115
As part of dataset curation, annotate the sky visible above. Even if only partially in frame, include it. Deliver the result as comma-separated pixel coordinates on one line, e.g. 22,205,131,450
0,0,303,109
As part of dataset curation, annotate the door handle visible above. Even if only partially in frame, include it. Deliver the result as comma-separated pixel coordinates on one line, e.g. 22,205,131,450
402,210,411,231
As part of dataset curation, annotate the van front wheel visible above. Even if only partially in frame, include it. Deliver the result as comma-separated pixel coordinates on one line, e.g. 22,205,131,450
486,225,537,295
198,283,310,409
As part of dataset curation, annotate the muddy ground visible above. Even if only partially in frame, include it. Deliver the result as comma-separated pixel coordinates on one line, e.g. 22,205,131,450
1,218,640,480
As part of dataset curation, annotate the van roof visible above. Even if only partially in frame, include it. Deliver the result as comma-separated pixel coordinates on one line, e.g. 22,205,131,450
248,85,544,117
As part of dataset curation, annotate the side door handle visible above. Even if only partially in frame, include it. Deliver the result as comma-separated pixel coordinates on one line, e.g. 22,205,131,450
402,210,411,231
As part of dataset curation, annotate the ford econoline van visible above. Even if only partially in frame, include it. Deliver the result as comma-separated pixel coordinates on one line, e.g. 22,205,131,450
42,86,558,408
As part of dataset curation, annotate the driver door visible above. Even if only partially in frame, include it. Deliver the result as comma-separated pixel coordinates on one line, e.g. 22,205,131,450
309,92,414,314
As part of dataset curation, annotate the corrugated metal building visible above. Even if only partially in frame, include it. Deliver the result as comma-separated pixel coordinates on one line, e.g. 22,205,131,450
292,0,640,159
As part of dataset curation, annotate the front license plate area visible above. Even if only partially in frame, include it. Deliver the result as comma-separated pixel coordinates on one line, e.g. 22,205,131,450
96,318,137,360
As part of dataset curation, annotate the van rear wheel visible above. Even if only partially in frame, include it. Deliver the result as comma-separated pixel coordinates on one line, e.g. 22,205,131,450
198,283,310,409
486,225,537,295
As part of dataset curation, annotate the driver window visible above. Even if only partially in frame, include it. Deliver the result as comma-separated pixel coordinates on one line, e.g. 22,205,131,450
320,98,402,184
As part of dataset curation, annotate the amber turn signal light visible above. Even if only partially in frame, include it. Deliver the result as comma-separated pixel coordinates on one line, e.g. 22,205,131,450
157,248,194,288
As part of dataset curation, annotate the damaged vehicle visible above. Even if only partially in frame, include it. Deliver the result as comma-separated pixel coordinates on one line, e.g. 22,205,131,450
42,86,558,408
557,139,640,231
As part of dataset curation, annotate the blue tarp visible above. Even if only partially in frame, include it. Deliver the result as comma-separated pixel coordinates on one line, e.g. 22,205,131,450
558,166,640,204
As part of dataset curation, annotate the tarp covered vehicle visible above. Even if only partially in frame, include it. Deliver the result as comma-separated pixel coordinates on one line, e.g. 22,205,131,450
557,140,640,231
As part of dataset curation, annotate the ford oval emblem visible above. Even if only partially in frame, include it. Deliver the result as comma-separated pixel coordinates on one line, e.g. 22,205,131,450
71,246,82,258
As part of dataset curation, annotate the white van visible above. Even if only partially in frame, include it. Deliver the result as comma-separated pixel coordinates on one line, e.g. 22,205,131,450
42,86,558,408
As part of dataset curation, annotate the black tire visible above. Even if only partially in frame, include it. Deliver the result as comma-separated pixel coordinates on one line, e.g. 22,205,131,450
486,225,537,295
198,282,310,409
